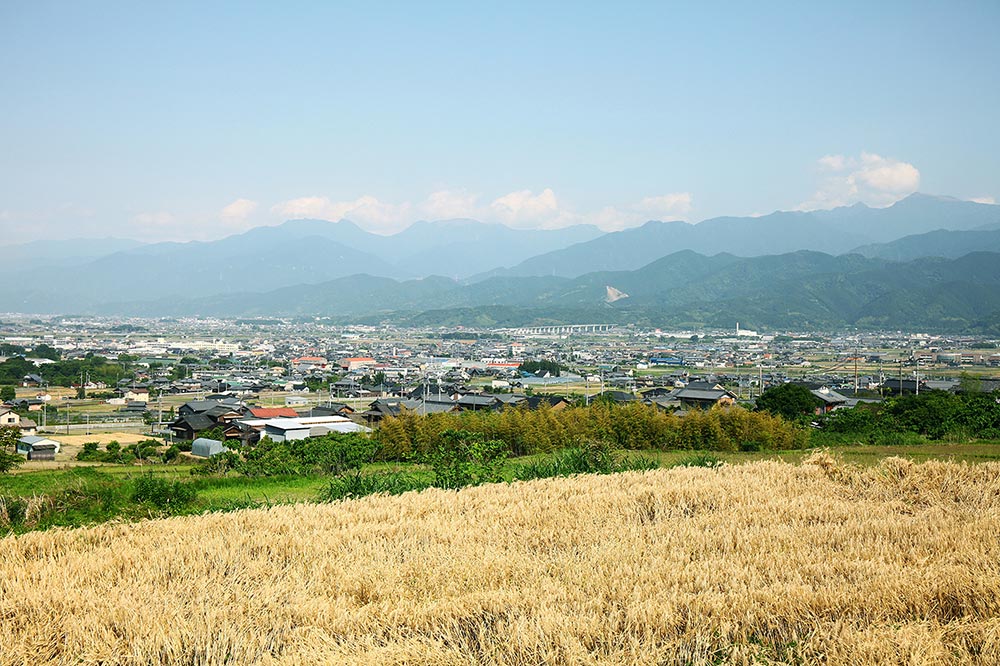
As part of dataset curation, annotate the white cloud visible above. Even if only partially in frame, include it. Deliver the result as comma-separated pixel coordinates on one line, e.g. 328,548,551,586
270,195,412,234
131,211,174,228
801,152,921,210
268,188,694,234
126,211,178,241
632,193,693,218
220,198,258,221
271,196,341,220
855,152,920,193
970,196,996,205
419,189,479,220
489,188,568,228
817,154,847,171
575,193,693,231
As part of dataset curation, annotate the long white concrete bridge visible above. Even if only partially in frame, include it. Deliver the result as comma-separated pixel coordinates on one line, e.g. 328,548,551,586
502,324,618,335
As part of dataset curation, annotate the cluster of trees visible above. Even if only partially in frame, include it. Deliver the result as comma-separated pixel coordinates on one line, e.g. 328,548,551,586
755,383,823,421
375,402,808,460
0,426,24,473
0,343,60,360
518,360,566,377
0,353,135,388
820,390,1000,441
193,432,376,478
77,440,180,464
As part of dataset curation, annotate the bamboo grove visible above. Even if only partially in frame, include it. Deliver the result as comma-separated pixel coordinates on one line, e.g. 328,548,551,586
374,402,809,460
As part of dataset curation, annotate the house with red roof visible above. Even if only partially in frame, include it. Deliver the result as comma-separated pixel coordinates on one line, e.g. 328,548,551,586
246,406,300,419
291,356,328,371
339,357,376,371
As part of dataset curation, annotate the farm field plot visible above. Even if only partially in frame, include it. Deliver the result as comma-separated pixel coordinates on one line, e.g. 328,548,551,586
2,456,999,665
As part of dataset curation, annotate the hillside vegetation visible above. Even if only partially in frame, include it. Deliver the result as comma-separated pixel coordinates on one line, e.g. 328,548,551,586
2,456,999,664
103,248,1000,334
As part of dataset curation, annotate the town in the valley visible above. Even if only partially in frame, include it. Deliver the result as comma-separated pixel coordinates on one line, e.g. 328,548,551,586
3,313,998,462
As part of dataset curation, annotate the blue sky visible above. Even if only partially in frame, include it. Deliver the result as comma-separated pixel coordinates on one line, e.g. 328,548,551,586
2,1,998,243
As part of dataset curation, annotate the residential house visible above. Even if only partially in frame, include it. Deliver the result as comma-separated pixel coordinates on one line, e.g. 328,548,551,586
455,394,503,412
880,378,928,396
168,398,245,440
291,356,328,371
0,407,21,428
339,357,376,372
671,381,738,410
169,413,216,440
22,374,43,388
258,416,370,442
810,387,850,414
362,398,422,423
308,402,356,417
594,390,639,404
524,395,572,411
246,407,300,419
120,401,148,414
123,387,150,402
7,398,44,412
178,397,243,416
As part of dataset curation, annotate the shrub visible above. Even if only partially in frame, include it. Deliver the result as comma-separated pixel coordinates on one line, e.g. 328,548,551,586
318,472,428,502
238,439,299,477
672,453,725,469
0,450,25,474
191,451,241,476
512,442,659,481
288,433,376,475
131,474,197,510
423,429,508,489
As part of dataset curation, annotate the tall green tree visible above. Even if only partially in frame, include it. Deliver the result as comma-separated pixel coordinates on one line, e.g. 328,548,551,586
0,426,23,473
755,383,822,421
31,344,61,361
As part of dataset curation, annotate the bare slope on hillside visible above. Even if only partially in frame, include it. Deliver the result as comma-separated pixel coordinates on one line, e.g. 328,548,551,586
2,457,1000,665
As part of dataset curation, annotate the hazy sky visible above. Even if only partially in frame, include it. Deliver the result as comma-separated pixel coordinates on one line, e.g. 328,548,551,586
2,1,998,244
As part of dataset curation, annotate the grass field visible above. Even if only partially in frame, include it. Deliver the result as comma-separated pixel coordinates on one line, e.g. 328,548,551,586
5,441,1000,528
2,455,999,664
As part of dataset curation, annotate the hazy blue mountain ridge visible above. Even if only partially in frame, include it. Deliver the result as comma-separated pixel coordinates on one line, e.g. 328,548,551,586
4,193,999,319
90,249,1000,334
852,227,1000,261
473,194,1000,280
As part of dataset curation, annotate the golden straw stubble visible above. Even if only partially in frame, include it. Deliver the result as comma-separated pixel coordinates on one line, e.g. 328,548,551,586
2,455,999,665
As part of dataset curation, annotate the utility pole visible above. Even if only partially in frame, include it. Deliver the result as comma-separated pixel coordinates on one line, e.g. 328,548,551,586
854,350,859,396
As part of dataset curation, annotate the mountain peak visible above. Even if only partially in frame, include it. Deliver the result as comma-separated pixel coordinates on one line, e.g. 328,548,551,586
893,192,960,206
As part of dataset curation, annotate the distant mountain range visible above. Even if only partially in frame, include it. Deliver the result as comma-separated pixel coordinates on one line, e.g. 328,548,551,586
3,193,1000,333
2,237,145,273
470,194,1000,279
852,227,1000,261
94,249,1000,335
0,220,602,310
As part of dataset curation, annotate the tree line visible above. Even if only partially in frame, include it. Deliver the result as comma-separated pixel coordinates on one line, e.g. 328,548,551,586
818,389,1000,441
375,402,809,460
0,354,135,388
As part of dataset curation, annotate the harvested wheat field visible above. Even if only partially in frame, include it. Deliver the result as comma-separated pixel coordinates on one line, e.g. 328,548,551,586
2,455,1000,665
